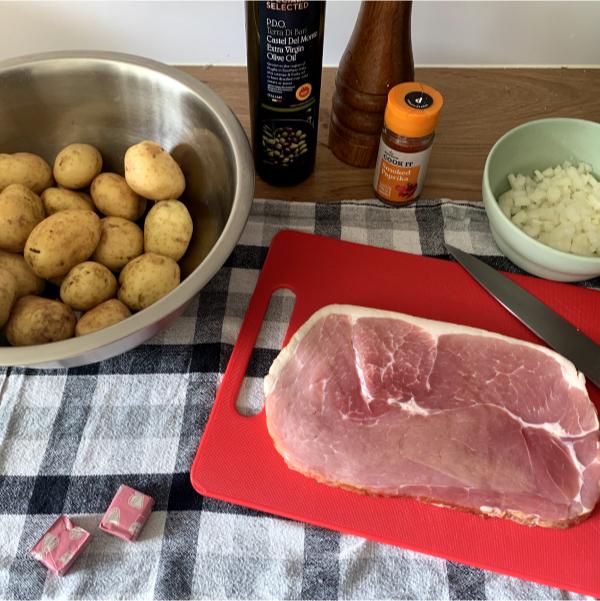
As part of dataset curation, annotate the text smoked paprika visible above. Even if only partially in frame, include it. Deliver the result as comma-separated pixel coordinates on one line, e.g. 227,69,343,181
373,82,443,205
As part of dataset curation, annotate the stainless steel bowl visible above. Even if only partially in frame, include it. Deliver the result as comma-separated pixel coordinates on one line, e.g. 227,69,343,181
0,51,254,368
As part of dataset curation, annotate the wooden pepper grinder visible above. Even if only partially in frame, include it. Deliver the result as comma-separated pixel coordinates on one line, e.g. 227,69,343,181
328,1,414,168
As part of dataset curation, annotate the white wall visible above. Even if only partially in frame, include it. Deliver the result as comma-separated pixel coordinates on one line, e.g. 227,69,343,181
1,1,599,67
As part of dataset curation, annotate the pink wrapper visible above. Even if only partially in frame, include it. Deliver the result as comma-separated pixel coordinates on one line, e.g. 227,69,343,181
31,515,91,576
99,485,154,541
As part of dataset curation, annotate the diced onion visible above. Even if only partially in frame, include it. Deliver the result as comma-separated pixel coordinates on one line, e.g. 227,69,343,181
498,161,600,257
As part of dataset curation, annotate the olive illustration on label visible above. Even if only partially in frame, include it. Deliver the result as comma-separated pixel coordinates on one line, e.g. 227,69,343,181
262,125,309,167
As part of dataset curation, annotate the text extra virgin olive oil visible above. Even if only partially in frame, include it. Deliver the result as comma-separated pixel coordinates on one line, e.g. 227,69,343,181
246,1,326,186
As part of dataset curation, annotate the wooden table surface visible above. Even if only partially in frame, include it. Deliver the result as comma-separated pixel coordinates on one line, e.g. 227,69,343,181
181,66,600,202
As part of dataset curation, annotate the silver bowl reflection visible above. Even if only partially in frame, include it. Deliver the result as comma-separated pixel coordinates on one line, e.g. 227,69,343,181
0,51,254,368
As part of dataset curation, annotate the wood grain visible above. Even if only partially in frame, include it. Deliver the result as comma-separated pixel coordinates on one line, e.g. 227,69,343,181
328,1,414,167
180,65,600,202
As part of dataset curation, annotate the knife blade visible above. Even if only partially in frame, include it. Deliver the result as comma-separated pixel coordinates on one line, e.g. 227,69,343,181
445,243,600,389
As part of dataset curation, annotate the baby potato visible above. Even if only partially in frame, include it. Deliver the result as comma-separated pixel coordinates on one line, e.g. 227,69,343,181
41,187,94,215
0,250,44,298
53,143,102,189
124,140,185,201
93,217,144,272
25,210,101,279
0,152,53,194
0,184,45,253
91,173,146,220
60,261,117,311
76,298,131,336
6,295,76,346
144,200,193,261
118,252,180,311
0,268,17,328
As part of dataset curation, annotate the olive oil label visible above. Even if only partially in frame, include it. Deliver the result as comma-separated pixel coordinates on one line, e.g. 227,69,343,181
373,142,432,204
257,0,323,169
259,1,321,108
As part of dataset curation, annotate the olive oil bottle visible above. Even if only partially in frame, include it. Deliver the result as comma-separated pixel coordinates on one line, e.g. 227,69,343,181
246,0,326,186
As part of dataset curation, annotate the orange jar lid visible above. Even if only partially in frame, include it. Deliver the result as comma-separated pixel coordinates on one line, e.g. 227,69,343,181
384,82,444,138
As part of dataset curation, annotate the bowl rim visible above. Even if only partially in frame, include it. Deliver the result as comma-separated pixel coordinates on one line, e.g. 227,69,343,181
0,50,255,367
482,116,600,266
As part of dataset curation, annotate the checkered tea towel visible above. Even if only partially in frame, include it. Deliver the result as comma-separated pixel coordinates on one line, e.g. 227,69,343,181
0,199,596,601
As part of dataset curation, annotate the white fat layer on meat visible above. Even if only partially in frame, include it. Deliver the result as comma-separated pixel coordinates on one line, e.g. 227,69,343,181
496,404,591,438
380,388,594,439
353,338,375,404
566,443,600,512
562,440,586,509
480,505,507,516
389,397,431,416
266,305,591,423
385,397,593,439
479,505,540,522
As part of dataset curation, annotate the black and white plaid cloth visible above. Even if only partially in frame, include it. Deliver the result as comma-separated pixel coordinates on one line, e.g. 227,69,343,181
0,199,595,600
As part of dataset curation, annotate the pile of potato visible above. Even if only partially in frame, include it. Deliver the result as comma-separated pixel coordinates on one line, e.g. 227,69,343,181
0,141,193,346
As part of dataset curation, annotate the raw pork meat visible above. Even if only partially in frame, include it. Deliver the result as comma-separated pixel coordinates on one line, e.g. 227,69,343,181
264,305,600,528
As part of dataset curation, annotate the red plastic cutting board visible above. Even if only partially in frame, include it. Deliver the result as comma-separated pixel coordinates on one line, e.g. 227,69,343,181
191,230,600,596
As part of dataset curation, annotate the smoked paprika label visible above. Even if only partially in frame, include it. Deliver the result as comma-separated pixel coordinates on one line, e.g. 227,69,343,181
373,142,432,204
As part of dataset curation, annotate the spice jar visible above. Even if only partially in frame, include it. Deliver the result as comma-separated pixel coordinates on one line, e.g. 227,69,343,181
373,82,443,205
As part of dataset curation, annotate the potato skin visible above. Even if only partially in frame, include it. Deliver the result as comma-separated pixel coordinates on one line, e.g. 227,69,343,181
118,252,180,311
91,173,146,220
60,261,117,311
0,250,44,298
24,210,101,279
0,184,45,253
76,298,131,336
0,268,17,328
42,187,94,214
0,153,53,194
144,200,193,261
124,141,185,201
53,143,102,189
6,295,76,346
93,217,144,272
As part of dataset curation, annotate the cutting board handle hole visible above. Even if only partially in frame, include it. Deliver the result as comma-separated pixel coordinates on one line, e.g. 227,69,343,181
236,287,296,416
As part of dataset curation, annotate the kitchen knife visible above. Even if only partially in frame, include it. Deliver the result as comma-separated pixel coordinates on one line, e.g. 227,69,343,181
445,243,600,389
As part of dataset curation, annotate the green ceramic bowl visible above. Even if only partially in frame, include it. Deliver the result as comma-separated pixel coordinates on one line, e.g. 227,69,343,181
483,117,600,281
